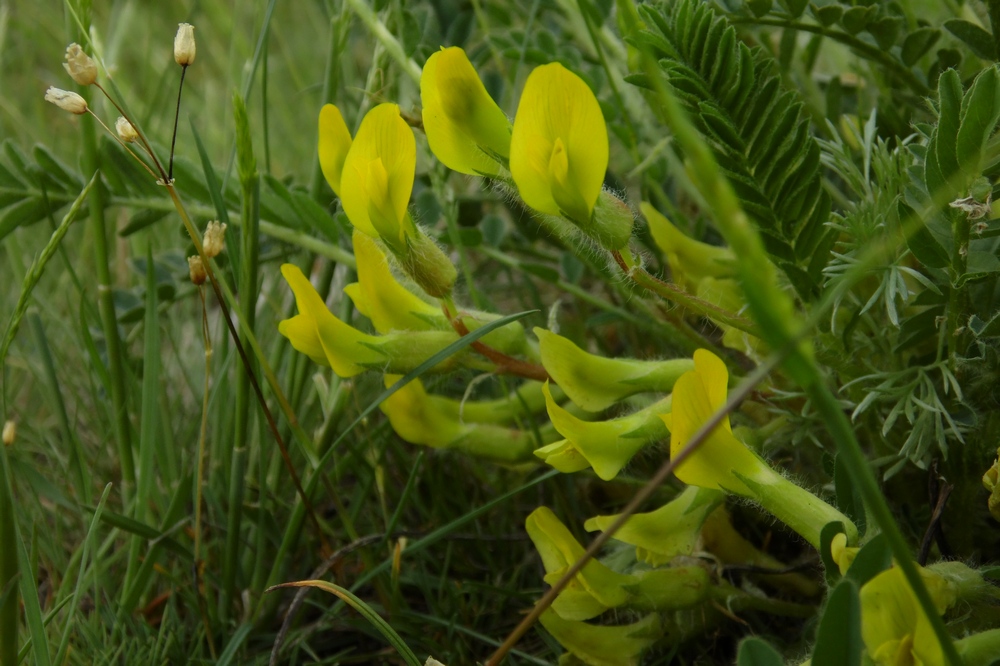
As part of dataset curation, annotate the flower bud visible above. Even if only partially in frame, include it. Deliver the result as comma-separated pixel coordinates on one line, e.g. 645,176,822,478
63,43,98,86
44,87,88,115
116,116,139,143
187,256,207,285
202,221,226,258
2,420,14,446
174,23,196,66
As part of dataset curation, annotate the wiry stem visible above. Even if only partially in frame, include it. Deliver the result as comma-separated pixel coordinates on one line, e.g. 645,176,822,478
193,286,217,659
169,66,188,182
94,82,169,181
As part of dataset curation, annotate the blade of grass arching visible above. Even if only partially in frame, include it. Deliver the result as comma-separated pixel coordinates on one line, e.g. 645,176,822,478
221,93,261,623
0,174,96,384
27,313,91,505
384,452,424,539
53,483,112,665
260,310,539,600
91,508,192,562
120,244,161,614
118,475,194,614
215,622,253,666
267,580,422,666
0,437,17,666
632,36,963,666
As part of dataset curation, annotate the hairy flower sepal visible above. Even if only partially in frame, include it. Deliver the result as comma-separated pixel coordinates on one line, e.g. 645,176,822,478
340,103,456,296
278,264,471,376
379,376,554,463
537,383,671,480
510,63,632,249
421,46,510,176
536,327,693,411
664,349,857,550
525,507,636,621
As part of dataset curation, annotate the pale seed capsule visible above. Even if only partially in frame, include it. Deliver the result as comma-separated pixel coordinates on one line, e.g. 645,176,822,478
203,221,226,258
115,116,139,143
2,420,15,446
174,23,196,66
187,256,207,285
63,43,98,86
44,87,88,114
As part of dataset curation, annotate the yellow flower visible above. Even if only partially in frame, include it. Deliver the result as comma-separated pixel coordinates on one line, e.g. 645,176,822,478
343,230,441,333
538,609,661,666
641,202,736,290
420,46,510,176
526,507,635,621
340,103,416,244
379,375,552,463
318,104,353,197
584,486,723,566
830,532,860,576
537,382,670,480
277,264,464,377
510,63,608,225
860,566,954,666
535,327,692,412
663,349,857,549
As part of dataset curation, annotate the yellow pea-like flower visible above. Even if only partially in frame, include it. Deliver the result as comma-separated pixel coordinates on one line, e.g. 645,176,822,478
340,103,416,243
318,104,353,196
420,46,511,176
641,202,737,290
538,609,661,666
664,349,857,549
510,63,608,225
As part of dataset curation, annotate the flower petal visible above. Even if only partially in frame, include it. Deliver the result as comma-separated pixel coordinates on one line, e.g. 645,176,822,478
318,104,352,196
510,63,607,221
421,46,510,175
340,103,415,239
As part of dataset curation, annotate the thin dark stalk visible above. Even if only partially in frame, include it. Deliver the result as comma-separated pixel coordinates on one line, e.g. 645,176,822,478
169,66,187,182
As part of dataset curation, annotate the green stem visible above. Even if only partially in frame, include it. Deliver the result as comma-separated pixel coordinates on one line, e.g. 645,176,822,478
637,43,962,666
343,0,421,85
0,441,17,666
81,94,135,506
987,0,1000,60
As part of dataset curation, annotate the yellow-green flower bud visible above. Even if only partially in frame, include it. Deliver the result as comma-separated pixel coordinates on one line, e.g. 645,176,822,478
510,63,608,228
584,486,723,566
420,46,510,176
63,43,97,86
536,327,693,411
537,382,671,480
526,506,635,620
538,609,661,666
641,202,736,290
2,420,14,446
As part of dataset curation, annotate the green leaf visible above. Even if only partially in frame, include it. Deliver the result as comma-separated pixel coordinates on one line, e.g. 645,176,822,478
118,209,170,237
840,6,875,35
812,579,863,666
901,28,942,67
900,202,950,268
778,0,807,19
944,19,996,60
737,637,785,666
935,68,964,183
747,0,772,19
267,580,422,666
846,534,891,586
867,16,902,51
956,66,1000,174
810,2,842,27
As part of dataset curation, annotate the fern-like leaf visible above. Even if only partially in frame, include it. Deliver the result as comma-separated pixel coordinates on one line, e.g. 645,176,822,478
632,0,835,297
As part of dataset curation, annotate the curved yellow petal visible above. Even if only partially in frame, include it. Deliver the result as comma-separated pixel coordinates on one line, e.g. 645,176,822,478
318,104,352,196
380,375,469,447
279,264,384,377
277,315,328,367
510,63,607,222
421,46,510,176
533,439,592,473
340,103,415,239
641,202,736,288
344,230,440,333
539,610,661,666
